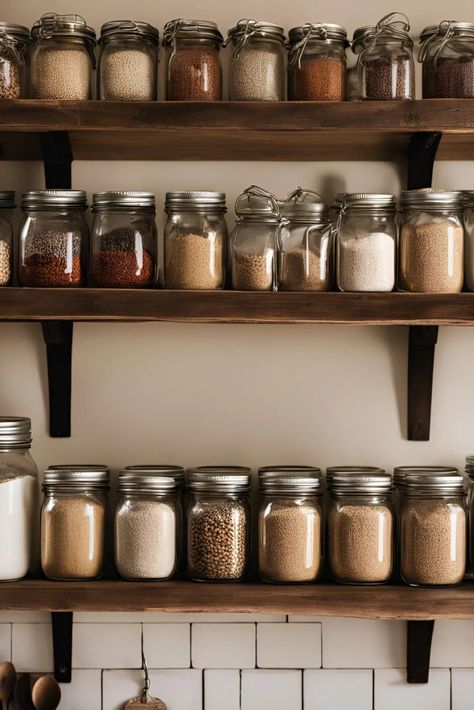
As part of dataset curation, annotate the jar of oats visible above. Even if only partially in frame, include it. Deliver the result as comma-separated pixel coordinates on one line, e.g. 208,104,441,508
0,23,30,99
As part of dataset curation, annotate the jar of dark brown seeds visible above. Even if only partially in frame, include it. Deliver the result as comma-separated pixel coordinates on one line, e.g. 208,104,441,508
0,23,30,99
420,21,474,98
0,192,16,288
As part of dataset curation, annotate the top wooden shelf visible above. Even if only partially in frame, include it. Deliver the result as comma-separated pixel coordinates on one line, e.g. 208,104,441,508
0,98,473,161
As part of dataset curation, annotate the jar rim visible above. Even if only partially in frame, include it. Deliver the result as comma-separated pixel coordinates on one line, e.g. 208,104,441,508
118,471,179,493
0,23,30,42
22,190,88,210
31,13,96,45
92,191,156,210
400,189,464,209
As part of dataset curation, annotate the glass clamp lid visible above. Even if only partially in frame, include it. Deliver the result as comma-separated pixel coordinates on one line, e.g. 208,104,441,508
352,12,413,53
31,12,96,44
226,19,285,57
0,191,16,209
162,19,223,46
281,187,330,223
234,185,281,222
21,190,88,210
287,23,348,68
187,467,250,493
92,191,156,211
165,191,226,212
0,23,30,64
99,20,159,45
400,189,464,209
0,417,32,448
419,21,474,63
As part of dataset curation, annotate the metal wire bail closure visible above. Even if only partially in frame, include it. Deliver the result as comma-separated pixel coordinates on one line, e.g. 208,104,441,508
35,12,97,66
418,19,474,65
288,23,329,69
0,30,27,65
235,184,281,220
225,19,258,59
356,11,412,66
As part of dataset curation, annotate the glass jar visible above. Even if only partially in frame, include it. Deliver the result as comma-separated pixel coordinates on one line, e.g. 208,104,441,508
187,468,250,582
41,468,109,581
352,13,415,100
463,191,474,291
30,13,96,99
91,192,157,288
0,23,30,98
227,20,285,101
163,19,223,101
393,466,458,517
400,474,466,586
399,190,464,293
336,193,397,292
0,418,38,581
287,23,348,101
19,191,88,287
278,188,332,291
420,21,474,98
328,473,394,584
98,20,159,101
0,192,15,287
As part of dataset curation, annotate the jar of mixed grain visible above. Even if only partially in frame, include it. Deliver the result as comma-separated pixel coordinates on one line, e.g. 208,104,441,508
278,188,332,291
0,192,15,287
91,192,157,288
399,190,464,293
287,23,348,101
187,468,250,582
0,23,30,99
30,13,96,99
163,191,227,289
400,474,466,586
19,191,88,287
328,472,394,584
227,19,285,101
163,19,223,101
41,468,109,581
98,20,159,100
420,21,474,98
336,193,397,292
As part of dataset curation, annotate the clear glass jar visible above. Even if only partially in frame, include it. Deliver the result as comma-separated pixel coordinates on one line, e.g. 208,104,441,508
187,468,250,582
227,20,285,101
463,191,474,291
19,191,88,287
399,190,464,293
328,473,394,584
336,193,397,292
30,13,96,100
420,21,474,98
0,23,30,98
0,191,15,287
163,19,223,101
41,468,109,581
400,474,466,586
278,188,332,291
91,192,157,288
287,23,348,101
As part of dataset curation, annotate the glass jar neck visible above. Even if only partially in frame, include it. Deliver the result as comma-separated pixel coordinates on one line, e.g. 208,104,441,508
44,487,108,497
331,492,392,504
0,446,31,454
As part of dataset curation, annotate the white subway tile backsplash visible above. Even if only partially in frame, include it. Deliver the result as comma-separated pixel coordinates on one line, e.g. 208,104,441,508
12,624,53,672
322,618,405,668
257,623,321,668
241,670,301,710
304,669,373,710
192,623,255,669
204,670,240,710
144,623,190,668
374,669,450,710
59,670,101,710
103,669,202,710
73,623,141,669
431,621,474,667
0,612,50,623
452,669,474,710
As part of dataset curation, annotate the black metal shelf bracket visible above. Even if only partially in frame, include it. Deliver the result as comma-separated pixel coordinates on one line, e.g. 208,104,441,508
407,620,435,684
51,611,73,683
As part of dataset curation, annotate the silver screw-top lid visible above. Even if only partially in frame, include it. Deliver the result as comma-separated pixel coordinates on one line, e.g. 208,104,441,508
165,191,227,212
92,191,156,211
400,189,464,209
125,465,185,485
163,19,223,46
31,13,96,44
288,23,348,44
0,191,15,209
118,470,179,494
326,466,385,485
329,472,392,495
393,465,458,486
401,472,464,496
47,464,109,471
187,467,250,493
22,190,88,210
227,19,285,43
43,467,110,489
259,465,321,478
259,472,321,494
0,417,32,449
337,193,397,211
100,20,159,44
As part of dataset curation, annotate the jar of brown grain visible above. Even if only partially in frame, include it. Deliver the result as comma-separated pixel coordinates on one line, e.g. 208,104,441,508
420,21,474,98
0,23,30,99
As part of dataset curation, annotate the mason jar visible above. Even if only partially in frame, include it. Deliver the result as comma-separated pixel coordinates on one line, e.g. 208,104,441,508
287,23,348,101
393,465,458,516
187,468,250,582
30,13,96,99
163,191,227,289
227,20,285,101
0,192,15,287
336,193,397,292
278,188,332,291
163,19,223,101
91,192,157,288
420,21,474,98
19,190,88,287
399,190,464,293
0,23,30,98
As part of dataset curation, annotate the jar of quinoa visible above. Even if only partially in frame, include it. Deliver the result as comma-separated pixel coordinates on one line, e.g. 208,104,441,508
420,21,474,98
0,23,30,99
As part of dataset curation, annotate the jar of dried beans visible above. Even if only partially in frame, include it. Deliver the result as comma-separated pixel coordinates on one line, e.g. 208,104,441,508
287,23,348,101
399,190,464,293
163,191,227,289
227,19,285,101
187,468,250,582
19,190,88,287
91,192,157,288
98,20,159,101
0,23,30,99
163,19,223,101
30,13,96,100
420,21,474,98
0,192,15,287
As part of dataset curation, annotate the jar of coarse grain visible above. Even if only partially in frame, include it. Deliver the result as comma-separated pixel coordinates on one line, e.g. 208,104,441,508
30,13,96,99
352,13,415,100
278,188,332,291
226,20,285,101
400,474,466,586
0,192,15,287
328,472,394,584
399,190,464,293
187,468,250,582
164,191,227,289
420,21,474,98
0,23,30,99
19,191,88,288
91,192,157,288
41,468,109,581
98,20,159,101
287,23,348,101
163,19,223,101
336,193,397,292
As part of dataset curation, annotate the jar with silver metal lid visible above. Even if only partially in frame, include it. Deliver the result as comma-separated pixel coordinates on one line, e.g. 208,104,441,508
19,190,88,287
91,192,157,288
287,23,348,101
163,191,227,289
30,13,96,99
420,21,474,98
336,193,397,292
278,188,332,291
399,190,464,293
393,465,459,518
0,192,15,287
0,23,30,99
187,468,250,582
226,19,285,101
98,20,159,100
163,19,223,101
